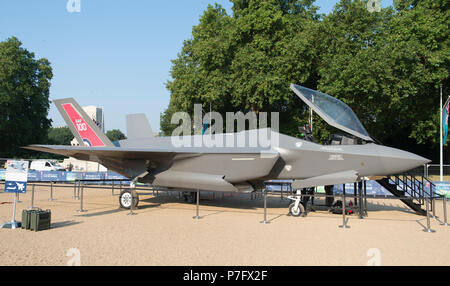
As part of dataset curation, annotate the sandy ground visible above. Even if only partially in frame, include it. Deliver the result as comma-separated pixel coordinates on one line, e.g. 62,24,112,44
0,184,449,266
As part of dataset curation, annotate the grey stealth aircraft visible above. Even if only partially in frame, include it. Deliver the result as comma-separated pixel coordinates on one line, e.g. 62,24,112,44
25,84,430,212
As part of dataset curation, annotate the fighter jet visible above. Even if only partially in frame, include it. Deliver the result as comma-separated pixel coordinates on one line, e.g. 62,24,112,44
16,183,25,191
24,84,429,212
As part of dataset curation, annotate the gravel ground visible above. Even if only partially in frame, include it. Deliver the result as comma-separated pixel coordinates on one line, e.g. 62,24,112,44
0,184,449,266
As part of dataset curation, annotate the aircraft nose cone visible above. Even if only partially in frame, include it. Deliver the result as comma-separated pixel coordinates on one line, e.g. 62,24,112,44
378,146,430,175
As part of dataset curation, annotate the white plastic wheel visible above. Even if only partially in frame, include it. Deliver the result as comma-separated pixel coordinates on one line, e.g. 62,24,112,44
289,202,304,217
119,190,139,209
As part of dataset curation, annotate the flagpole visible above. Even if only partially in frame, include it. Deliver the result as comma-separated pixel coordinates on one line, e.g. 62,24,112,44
440,84,443,182
210,102,212,135
311,95,314,133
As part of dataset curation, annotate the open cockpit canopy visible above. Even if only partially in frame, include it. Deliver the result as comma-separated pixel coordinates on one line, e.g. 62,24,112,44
290,84,373,142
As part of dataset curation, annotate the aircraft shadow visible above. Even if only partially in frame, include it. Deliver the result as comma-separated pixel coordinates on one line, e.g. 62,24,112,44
135,191,424,219
131,203,162,210
308,198,416,215
364,201,416,214
139,193,291,210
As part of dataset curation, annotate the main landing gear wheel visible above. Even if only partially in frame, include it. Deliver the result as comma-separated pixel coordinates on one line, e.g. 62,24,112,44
289,202,305,217
119,190,139,209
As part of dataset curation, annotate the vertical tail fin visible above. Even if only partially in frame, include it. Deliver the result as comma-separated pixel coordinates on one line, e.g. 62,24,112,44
53,98,114,147
126,113,154,139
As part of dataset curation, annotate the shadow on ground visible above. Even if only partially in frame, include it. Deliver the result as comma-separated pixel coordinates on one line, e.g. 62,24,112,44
139,192,418,216
51,220,83,229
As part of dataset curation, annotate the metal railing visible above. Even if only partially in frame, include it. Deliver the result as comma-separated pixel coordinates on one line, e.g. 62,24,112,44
389,174,436,207
389,175,436,199
1,180,449,233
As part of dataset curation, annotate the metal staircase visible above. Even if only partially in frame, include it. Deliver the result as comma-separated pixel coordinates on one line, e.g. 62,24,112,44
377,175,436,216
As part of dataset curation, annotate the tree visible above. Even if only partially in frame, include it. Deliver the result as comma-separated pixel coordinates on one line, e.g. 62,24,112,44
162,0,320,136
162,0,449,162
106,129,126,142
388,0,449,149
317,0,449,159
0,37,53,158
47,127,73,145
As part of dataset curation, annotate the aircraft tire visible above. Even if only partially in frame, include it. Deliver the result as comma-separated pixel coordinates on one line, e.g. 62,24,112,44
289,202,305,217
119,190,139,209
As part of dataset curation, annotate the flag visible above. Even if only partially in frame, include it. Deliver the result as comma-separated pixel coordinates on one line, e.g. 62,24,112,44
308,109,312,129
443,99,449,144
202,118,210,135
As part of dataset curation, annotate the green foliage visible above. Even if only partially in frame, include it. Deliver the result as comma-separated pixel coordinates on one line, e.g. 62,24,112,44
162,0,319,135
160,104,179,136
163,0,449,161
0,37,53,158
46,127,73,145
106,129,126,142
317,0,449,156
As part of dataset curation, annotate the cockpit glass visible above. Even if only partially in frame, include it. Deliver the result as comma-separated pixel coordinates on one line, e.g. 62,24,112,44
291,84,371,141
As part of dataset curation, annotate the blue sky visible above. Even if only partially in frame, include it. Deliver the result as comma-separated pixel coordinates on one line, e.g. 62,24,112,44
0,0,393,133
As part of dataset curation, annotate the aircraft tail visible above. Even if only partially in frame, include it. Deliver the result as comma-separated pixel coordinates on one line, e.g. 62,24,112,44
126,113,154,139
53,98,114,147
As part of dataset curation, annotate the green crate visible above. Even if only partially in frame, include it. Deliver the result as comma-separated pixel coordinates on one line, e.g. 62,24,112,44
30,209,51,232
21,210,32,230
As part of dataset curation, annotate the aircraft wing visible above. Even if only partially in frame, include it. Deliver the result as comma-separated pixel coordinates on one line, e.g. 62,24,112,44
24,145,178,161
24,145,279,193
292,170,360,189
23,145,274,159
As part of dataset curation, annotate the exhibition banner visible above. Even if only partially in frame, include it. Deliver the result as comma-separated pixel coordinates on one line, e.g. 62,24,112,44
443,98,449,144
2,171,128,183
82,172,104,181
0,170,128,183
4,160,29,193
27,170,41,181
66,171,82,181
1,169,447,196
266,180,450,196
40,171,66,182
435,182,450,198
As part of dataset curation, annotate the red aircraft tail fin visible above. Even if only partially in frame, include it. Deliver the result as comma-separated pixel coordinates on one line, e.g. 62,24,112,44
53,98,114,147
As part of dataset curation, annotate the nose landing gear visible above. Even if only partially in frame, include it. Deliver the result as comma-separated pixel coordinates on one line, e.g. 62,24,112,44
287,190,306,217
